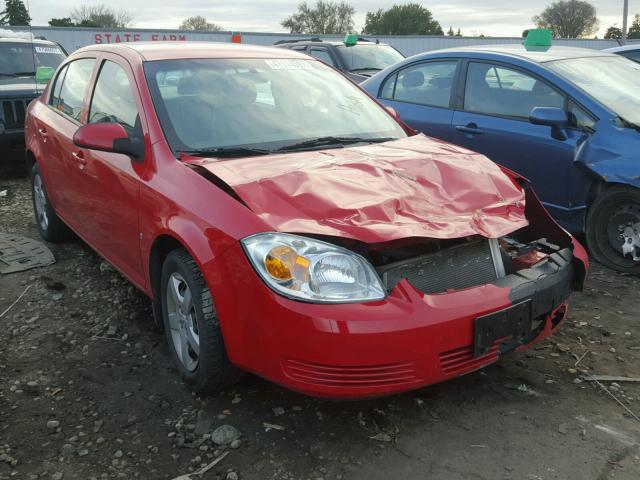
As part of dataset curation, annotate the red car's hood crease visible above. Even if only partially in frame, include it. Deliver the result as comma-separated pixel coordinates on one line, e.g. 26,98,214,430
185,135,529,243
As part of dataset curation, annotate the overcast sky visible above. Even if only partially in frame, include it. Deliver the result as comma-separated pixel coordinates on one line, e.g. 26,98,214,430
27,0,637,37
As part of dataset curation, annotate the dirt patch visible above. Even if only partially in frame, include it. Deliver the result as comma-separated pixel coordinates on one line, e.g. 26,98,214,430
1,170,640,480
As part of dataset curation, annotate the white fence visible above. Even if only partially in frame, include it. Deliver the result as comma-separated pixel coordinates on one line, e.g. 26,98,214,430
4,26,640,56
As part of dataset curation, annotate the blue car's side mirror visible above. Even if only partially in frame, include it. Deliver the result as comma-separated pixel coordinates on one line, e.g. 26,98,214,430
529,107,569,140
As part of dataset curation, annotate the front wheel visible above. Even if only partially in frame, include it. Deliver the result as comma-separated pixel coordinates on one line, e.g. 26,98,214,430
586,186,640,275
160,248,241,394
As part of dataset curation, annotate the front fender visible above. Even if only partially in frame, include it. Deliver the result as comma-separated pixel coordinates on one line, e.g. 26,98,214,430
585,156,640,188
577,126,640,189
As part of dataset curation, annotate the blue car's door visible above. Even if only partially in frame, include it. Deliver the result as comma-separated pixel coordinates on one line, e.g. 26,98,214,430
451,61,585,226
377,60,459,142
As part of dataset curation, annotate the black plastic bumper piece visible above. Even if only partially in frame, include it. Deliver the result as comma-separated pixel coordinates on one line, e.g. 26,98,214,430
473,248,574,357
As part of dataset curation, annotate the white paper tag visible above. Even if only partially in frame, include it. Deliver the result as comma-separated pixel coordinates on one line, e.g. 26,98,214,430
34,46,62,55
265,59,313,70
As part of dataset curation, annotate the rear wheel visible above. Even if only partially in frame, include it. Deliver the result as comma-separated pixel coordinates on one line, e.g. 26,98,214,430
586,186,640,275
160,248,241,394
30,164,71,243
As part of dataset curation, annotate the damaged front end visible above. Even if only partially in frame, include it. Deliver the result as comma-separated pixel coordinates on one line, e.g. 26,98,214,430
322,184,587,359
183,135,588,397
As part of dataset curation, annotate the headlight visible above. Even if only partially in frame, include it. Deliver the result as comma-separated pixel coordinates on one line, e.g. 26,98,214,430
241,233,386,303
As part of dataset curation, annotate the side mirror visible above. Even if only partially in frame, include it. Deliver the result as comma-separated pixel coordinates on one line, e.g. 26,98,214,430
529,107,568,140
35,66,55,84
73,123,144,161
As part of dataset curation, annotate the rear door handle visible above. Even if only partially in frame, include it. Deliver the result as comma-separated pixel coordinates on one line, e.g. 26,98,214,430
455,124,484,135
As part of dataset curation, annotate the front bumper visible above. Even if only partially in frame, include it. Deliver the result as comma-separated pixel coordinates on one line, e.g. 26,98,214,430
209,239,587,399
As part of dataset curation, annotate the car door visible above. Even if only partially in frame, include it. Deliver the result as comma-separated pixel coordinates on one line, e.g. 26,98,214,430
76,55,147,287
31,62,69,209
41,57,97,228
451,61,584,223
377,60,459,142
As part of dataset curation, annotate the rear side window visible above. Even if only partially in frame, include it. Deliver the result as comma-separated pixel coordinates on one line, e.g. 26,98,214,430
89,60,139,130
51,58,96,122
381,61,457,108
309,48,335,67
50,64,69,108
464,62,563,119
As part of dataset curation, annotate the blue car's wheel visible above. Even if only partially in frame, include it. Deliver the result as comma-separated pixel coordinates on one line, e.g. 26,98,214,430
587,186,640,274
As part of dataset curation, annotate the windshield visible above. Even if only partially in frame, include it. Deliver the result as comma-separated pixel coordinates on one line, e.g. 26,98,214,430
144,58,407,153
336,44,404,72
546,56,640,125
0,42,65,77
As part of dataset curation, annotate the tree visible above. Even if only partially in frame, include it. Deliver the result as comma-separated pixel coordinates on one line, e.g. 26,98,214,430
179,15,222,31
281,1,354,34
629,14,640,39
48,17,75,27
604,25,622,39
70,4,133,28
532,0,598,38
446,26,454,36
456,28,462,37
363,3,443,36
0,0,31,26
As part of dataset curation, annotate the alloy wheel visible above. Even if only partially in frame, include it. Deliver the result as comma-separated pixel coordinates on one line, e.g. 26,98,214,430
33,173,49,231
165,272,200,372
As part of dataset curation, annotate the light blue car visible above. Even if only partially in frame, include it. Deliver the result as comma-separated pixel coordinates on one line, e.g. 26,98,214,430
362,43,640,274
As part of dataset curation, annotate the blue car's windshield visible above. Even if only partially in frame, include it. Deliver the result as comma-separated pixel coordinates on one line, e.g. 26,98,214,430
546,56,640,125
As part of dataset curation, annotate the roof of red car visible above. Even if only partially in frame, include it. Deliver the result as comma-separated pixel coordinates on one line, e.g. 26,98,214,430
76,41,310,61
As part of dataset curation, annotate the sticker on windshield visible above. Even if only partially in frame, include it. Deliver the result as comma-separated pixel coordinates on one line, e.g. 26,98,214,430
265,59,313,70
34,46,62,55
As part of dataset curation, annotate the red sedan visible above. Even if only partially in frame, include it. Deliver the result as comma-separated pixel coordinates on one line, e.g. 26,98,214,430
25,42,588,399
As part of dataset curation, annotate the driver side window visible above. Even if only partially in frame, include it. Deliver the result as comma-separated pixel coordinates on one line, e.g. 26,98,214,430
89,60,139,130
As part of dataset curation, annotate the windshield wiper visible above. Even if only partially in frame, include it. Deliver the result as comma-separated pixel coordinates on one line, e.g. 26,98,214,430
350,67,382,72
276,136,396,152
179,146,271,158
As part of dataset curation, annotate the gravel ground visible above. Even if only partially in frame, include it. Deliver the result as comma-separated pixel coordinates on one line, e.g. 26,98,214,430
1,164,640,480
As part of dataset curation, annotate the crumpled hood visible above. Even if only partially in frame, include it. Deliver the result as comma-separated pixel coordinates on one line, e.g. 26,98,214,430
188,134,528,243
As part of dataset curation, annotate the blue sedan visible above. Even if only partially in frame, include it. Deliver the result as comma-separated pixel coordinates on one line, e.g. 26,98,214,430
362,44,640,274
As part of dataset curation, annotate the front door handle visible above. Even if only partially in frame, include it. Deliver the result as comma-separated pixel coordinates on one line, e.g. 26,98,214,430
455,124,484,135
72,151,87,169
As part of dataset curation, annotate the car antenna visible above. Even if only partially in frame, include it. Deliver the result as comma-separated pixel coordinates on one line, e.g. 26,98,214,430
26,0,38,87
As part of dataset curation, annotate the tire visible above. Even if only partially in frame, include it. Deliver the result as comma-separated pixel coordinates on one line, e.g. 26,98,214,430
30,163,71,243
160,248,241,394
586,186,640,275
